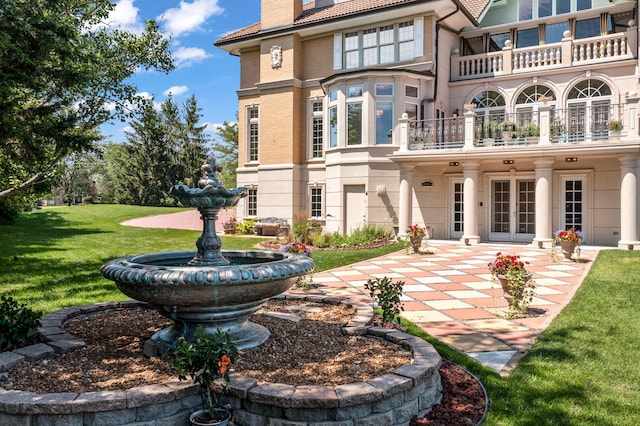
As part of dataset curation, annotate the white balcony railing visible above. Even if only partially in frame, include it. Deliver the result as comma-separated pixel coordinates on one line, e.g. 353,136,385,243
452,30,636,81
399,102,636,152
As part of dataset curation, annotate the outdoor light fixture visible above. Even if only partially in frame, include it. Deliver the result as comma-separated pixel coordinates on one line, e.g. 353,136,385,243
452,109,459,117
449,161,460,166
565,157,578,162
422,181,433,187
503,160,515,165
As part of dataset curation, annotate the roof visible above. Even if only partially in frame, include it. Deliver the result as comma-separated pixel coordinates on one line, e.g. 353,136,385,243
215,0,490,46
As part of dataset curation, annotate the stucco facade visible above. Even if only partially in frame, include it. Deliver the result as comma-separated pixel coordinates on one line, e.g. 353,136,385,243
216,0,640,248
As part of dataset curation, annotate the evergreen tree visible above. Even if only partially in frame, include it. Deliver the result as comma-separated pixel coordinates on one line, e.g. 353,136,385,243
211,117,239,188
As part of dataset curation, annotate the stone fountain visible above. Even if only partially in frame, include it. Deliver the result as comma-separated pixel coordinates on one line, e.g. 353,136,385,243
100,158,314,355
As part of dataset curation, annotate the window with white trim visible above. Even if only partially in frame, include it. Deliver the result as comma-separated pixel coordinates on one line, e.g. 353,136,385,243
338,20,421,69
347,84,363,145
247,107,259,162
247,187,257,216
310,186,323,219
309,100,324,159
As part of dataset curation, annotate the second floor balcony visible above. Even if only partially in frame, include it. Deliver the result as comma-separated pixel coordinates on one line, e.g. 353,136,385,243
451,29,637,81
398,101,639,153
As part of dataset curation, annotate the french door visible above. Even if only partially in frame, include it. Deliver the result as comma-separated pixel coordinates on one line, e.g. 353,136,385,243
450,180,464,239
488,176,535,242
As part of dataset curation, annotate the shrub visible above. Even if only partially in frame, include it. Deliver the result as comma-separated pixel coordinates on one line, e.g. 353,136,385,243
236,217,257,234
364,276,405,324
0,296,42,351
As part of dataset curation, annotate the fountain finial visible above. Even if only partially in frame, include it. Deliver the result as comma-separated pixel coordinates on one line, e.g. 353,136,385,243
198,157,223,189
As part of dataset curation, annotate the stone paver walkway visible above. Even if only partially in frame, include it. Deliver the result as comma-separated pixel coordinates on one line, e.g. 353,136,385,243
121,212,599,375
303,241,598,375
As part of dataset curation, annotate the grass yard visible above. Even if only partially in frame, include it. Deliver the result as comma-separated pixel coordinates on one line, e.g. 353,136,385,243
0,204,403,313
1,204,639,424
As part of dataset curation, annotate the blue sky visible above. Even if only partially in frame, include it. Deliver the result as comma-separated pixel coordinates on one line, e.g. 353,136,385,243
101,0,262,143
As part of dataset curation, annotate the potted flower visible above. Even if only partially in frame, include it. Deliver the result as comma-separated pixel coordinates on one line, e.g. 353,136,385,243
553,228,582,261
173,326,239,425
606,120,623,140
498,121,518,141
406,224,427,254
488,252,535,316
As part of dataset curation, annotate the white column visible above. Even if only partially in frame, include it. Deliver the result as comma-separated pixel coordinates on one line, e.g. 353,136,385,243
618,154,640,250
398,113,409,152
463,110,476,150
461,161,480,245
397,164,415,239
533,158,554,248
538,104,551,145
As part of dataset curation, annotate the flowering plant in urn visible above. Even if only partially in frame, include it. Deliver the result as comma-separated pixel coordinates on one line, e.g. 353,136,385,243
555,228,582,244
488,252,535,316
406,224,426,253
553,228,582,261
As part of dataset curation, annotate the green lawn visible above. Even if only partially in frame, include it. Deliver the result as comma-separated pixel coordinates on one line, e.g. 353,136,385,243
0,204,404,312
1,204,639,424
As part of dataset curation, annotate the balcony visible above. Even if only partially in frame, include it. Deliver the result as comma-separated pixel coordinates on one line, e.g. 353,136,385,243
452,30,636,81
398,101,638,153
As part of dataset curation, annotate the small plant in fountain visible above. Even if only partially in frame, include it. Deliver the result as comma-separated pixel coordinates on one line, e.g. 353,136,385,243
173,326,239,423
364,276,405,324
0,296,42,352
488,252,535,316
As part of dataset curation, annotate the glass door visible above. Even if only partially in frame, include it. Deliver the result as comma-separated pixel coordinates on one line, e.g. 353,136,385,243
450,180,464,239
489,177,535,241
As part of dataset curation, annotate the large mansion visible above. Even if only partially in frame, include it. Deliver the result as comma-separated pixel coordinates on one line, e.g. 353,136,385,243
215,0,640,249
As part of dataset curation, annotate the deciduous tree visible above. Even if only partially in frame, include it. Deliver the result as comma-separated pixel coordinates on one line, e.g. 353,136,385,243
0,0,173,210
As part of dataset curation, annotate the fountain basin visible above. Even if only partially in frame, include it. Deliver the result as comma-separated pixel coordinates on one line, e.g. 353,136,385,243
101,250,314,353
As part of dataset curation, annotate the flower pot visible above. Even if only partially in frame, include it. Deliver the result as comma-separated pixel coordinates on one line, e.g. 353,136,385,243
409,235,423,253
609,130,621,141
190,408,231,426
496,274,531,308
558,240,577,260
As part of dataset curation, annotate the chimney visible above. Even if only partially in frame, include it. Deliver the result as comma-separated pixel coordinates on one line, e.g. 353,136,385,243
261,0,303,29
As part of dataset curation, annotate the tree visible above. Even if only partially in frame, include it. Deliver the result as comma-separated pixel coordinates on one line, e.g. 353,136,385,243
177,95,209,187
104,96,209,206
0,0,173,207
211,117,238,188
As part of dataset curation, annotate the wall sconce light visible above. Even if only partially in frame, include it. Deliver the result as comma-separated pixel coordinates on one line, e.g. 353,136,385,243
503,160,514,165
421,181,433,187
452,109,459,118
565,157,578,163
449,161,460,166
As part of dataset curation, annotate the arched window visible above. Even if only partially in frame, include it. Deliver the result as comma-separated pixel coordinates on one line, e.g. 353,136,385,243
472,90,505,143
515,85,555,132
566,79,613,141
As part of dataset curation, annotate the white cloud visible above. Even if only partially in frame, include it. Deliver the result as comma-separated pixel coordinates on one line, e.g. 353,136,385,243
135,92,163,110
100,0,145,34
163,85,189,97
159,0,224,37
173,46,210,68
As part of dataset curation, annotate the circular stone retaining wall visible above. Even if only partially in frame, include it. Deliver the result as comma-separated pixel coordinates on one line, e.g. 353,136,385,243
0,295,442,426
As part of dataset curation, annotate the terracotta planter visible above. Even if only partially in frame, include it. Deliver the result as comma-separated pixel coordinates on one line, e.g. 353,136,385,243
559,240,577,260
190,408,231,426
